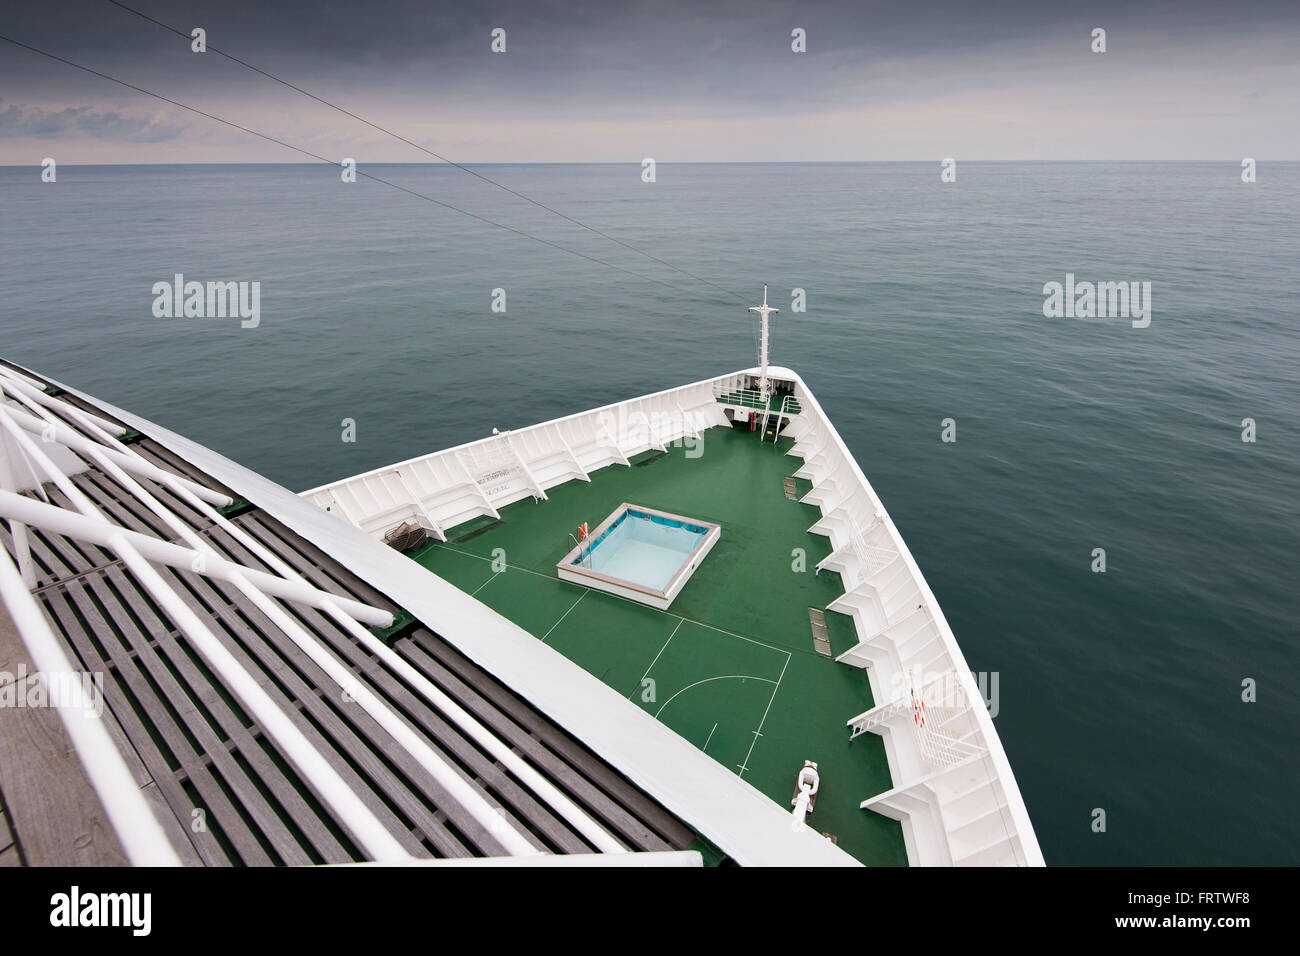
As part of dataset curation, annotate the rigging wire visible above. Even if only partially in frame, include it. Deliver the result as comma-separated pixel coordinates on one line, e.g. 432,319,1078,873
101,0,748,304
0,32,733,304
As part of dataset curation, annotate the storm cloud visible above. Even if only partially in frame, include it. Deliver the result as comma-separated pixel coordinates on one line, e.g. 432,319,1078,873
0,97,184,141
0,0,1296,162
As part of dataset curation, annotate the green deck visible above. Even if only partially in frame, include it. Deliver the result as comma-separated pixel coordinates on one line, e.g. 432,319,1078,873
410,425,907,865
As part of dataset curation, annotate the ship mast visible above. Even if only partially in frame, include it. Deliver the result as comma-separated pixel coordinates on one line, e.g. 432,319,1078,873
748,284,779,402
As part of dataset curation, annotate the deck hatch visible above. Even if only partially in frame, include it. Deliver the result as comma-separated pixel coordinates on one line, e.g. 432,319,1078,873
808,606,832,657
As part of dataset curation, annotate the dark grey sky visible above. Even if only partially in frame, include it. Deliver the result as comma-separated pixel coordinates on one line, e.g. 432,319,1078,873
2,0,1297,162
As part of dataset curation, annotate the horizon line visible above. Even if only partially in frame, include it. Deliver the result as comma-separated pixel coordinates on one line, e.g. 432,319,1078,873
4,159,1297,168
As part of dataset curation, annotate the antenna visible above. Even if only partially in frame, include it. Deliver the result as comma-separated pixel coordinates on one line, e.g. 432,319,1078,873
747,284,780,402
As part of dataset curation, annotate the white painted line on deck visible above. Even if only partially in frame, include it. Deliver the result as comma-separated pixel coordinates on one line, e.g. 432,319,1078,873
738,652,790,779
631,617,684,697
654,674,776,719
436,544,794,659
540,590,587,643
703,721,718,752
470,569,499,596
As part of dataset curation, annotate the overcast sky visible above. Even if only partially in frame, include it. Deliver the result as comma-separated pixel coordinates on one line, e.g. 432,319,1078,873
1,0,1298,163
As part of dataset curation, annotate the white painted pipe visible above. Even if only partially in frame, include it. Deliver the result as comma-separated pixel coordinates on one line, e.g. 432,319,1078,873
0,547,182,865
65,441,541,856
0,409,410,861
137,466,625,853
0,490,392,628
150,477,619,852
110,541,411,861
156,470,621,853
0,370,128,437
8,378,611,855
0,365,53,394
0,450,35,586
1,399,230,507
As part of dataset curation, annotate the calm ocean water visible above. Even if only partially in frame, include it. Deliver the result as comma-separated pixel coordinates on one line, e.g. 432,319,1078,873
2,162,1297,864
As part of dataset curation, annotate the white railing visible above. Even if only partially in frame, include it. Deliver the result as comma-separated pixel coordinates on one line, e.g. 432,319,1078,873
711,381,767,410
306,376,731,539
786,370,1044,867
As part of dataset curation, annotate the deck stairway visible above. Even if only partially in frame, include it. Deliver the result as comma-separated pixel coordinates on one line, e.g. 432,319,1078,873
845,675,1026,866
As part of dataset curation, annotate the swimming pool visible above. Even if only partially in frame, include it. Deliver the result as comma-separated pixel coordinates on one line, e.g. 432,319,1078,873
556,504,721,610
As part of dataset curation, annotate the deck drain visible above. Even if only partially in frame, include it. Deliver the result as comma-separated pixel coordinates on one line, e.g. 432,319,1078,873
808,607,832,656
633,450,670,467
450,519,505,544
782,477,799,499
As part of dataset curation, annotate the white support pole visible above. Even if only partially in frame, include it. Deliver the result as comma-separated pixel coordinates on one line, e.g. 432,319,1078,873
18,419,541,856
0,411,412,862
554,430,591,482
0,547,183,866
0,449,35,586
2,384,611,855
188,487,620,853
0,369,128,437
0,489,391,628
391,471,447,541
499,431,548,501
2,400,231,507
747,284,779,403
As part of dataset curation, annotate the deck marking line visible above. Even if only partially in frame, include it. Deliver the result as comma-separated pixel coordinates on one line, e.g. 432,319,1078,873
739,652,790,778
469,569,499,596
540,590,587,643
703,721,718,752
653,674,776,719
435,544,797,659
631,617,684,697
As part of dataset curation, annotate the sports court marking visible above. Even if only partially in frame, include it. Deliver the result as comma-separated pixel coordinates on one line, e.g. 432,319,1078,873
738,653,790,777
434,543,794,657
469,568,499,596
540,590,587,643
652,674,777,720
630,617,684,698
702,723,722,754
434,541,799,781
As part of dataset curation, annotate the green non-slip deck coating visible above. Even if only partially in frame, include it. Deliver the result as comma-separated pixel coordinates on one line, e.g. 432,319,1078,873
413,426,907,865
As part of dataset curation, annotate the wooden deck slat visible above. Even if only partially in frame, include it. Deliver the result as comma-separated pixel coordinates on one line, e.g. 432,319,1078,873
394,636,662,850
201,530,592,849
37,584,225,865
236,511,693,850
27,522,285,864
159,562,482,858
131,440,235,498
234,515,681,848
91,565,335,865
0,597,130,867
33,544,263,864
402,632,696,848
69,468,391,861
3,429,702,862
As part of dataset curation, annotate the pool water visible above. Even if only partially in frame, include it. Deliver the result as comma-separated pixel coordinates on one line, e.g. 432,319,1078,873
576,509,707,591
